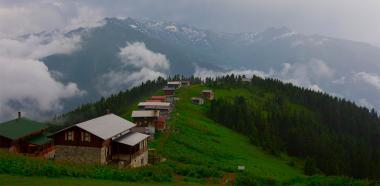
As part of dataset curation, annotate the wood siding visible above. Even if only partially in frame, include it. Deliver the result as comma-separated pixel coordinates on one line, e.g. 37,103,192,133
52,126,104,148
0,135,11,148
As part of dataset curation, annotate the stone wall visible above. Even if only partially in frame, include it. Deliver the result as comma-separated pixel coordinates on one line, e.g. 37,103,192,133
54,145,101,164
130,151,148,168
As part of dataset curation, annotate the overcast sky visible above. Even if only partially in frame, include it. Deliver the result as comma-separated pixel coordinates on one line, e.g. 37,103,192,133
1,0,380,120
0,0,380,46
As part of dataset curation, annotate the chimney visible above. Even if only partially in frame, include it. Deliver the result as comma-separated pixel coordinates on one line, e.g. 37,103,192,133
18,112,21,118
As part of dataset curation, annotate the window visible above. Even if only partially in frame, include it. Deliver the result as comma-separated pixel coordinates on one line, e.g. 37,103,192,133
81,132,91,142
65,131,74,141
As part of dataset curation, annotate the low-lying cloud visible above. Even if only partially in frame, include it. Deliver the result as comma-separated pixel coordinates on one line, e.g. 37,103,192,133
0,33,84,121
194,59,380,111
98,42,169,96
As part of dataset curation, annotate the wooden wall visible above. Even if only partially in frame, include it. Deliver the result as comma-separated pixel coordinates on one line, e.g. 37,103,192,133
52,126,104,148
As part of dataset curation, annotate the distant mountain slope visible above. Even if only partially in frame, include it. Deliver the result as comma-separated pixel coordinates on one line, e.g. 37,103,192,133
47,78,379,185
42,17,380,112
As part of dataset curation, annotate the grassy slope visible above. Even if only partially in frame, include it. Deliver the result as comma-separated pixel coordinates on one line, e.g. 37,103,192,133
0,174,201,186
151,84,303,181
2,84,378,185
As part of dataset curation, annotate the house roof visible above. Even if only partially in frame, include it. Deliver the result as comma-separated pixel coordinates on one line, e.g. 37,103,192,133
0,117,47,140
163,87,175,91
115,132,149,146
167,81,181,85
192,97,204,100
146,99,162,102
151,96,166,100
132,110,159,118
138,102,171,107
75,114,135,140
27,132,52,145
202,90,213,93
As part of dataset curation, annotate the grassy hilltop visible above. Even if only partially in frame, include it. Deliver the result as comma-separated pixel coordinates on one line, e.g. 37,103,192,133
1,80,378,186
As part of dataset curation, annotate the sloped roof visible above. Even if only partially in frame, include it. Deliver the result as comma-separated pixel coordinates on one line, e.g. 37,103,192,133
75,114,135,140
115,132,149,146
151,96,166,99
163,87,175,91
27,132,52,145
138,102,171,107
167,81,181,85
132,110,159,118
0,117,47,140
202,89,213,93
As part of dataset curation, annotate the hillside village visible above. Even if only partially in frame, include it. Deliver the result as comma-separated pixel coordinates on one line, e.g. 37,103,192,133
0,80,214,169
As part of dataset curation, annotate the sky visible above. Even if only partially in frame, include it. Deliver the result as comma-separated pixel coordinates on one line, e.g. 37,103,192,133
0,0,380,120
1,0,379,46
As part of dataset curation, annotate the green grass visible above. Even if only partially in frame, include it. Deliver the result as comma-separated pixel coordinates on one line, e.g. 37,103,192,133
151,84,303,181
2,84,377,185
0,174,203,186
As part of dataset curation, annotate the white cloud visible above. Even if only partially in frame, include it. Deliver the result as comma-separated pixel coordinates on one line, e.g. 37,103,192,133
353,72,380,90
98,42,169,96
193,64,271,80
0,1,105,38
275,59,334,92
119,42,170,71
0,32,84,121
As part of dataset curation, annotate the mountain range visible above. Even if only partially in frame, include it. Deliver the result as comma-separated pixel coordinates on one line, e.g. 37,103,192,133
42,17,380,113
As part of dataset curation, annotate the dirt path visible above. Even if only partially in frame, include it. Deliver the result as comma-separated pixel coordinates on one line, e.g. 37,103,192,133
220,173,236,186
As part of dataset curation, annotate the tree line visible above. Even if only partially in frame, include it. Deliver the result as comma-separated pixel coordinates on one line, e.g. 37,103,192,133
207,75,380,179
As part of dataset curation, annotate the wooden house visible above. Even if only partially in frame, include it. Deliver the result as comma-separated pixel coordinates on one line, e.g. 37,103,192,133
163,87,175,96
50,114,148,167
202,90,215,100
181,81,191,86
137,102,172,116
0,112,53,157
192,97,204,105
131,110,166,131
131,110,160,127
167,81,181,89
150,96,167,102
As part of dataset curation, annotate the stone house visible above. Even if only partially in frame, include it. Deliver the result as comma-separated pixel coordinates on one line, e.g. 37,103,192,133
49,114,149,167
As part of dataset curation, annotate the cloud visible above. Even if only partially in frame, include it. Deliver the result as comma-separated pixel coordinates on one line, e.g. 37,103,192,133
194,64,272,80
98,42,169,96
119,42,170,71
0,1,104,38
276,59,334,92
0,32,84,121
353,72,380,90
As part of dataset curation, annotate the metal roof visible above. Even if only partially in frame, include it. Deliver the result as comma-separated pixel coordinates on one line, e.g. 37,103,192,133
192,97,204,100
0,117,47,140
202,89,213,92
115,132,149,146
163,87,175,91
27,132,52,145
76,114,135,140
138,102,171,107
167,81,181,85
132,110,159,118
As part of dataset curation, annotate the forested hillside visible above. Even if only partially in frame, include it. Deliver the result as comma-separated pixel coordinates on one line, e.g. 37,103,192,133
207,75,380,179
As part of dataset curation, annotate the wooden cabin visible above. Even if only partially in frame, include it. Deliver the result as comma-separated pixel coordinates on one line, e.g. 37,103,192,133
137,102,172,117
163,87,175,96
192,97,204,105
145,99,162,102
167,81,181,89
0,113,54,157
181,81,191,86
50,114,148,167
202,90,215,100
131,110,160,127
150,96,167,102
